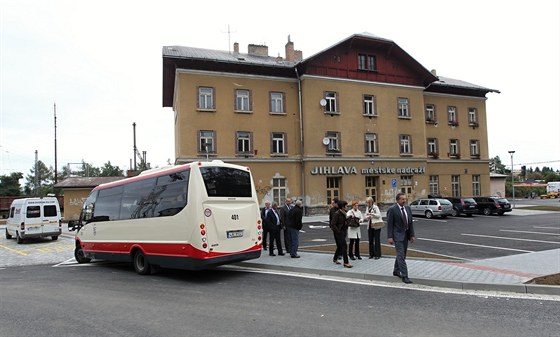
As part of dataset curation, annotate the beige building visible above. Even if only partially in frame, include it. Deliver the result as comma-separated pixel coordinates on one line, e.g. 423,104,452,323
162,33,499,214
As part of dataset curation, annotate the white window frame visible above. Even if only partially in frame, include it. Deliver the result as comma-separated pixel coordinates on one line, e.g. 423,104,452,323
449,139,460,156
398,97,409,117
427,138,438,156
365,133,378,154
400,134,412,154
270,92,284,114
236,131,252,154
468,108,478,124
272,177,287,206
363,95,376,116
235,89,251,112
324,91,337,113
199,130,215,153
198,87,214,110
451,175,461,197
429,175,439,196
448,106,457,124
472,175,481,196
326,131,340,152
470,140,480,157
425,104,436,122
271,132,286,154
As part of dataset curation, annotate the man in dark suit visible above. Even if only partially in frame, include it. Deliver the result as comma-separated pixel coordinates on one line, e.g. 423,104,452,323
387,192,416,284
266,202,284,256
287,200,303,258
260,200,271,250
279,197,292,253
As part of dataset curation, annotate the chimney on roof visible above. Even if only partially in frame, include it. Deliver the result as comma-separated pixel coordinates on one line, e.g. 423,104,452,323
431,69,437,76
233,42,239,53
285,35,303,62
248,44,268,57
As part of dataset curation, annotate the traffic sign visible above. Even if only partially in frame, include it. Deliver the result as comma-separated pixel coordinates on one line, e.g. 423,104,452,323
391,178,397,188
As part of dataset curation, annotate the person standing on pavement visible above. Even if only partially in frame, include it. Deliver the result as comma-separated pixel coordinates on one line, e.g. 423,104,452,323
365,197,384,260
328,198,339,260
266,202,284,256
387,192,415,284
279,197,292,253
330,200,352,268
260,200,271,251
346,200,363,260
287,199,303,258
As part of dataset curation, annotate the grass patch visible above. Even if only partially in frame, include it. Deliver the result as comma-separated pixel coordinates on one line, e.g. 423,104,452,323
526,274,560,286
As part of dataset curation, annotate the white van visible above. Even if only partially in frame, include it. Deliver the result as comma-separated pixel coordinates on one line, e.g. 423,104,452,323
5,197,62,244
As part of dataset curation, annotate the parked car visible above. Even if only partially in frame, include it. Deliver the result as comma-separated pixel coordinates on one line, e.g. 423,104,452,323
409,198,453,219
472,196,512,215
443,197,478,217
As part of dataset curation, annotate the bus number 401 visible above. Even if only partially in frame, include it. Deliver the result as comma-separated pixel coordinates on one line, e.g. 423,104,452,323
231,214,239,220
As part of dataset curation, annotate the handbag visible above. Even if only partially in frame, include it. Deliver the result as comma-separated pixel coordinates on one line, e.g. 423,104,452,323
345,212,361,228
370,220,385,230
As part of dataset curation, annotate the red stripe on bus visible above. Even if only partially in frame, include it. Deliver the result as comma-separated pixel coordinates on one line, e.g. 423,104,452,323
81,241,260,259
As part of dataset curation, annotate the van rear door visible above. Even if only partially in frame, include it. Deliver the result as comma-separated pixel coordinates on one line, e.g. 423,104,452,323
41,203,60,234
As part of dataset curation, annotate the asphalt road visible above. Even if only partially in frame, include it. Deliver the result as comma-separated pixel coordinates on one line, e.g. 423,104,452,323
1,263,559,337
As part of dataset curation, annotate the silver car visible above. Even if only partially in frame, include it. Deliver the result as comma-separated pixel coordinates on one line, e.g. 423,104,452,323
409,198,454,219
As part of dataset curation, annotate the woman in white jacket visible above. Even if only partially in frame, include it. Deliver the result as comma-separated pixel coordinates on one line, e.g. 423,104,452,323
365,196,385,259
346,200,363,260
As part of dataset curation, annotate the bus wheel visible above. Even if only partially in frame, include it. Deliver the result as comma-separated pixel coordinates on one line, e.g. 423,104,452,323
5,229,12,239
74,246,91,264
133,250,151,275
16,232,23,244
52,236,58,241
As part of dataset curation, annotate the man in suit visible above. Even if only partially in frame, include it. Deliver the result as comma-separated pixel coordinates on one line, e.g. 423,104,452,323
279,197,292,253
387,192,416,284
287,200,303,258
260,200,271,250
266,202,284,256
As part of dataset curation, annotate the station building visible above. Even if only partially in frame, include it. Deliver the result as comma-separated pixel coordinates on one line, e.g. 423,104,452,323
162,33,499,214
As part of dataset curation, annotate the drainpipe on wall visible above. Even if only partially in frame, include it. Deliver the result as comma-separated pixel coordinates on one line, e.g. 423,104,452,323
295,67,305,214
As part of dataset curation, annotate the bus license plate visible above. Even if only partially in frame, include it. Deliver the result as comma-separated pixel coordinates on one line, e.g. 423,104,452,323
227,230,244,239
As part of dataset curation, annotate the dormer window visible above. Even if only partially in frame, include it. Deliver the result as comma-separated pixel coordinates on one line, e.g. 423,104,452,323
358,54,377,71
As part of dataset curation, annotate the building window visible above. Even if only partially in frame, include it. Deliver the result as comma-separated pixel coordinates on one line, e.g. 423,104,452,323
272,177,287,206
198,87,215,110
199,130,215,154
399,134,412,155
270,92,285,114
425,104,436,123
326,131,340,154
400,175,413,195
326,177,341,205
271,132,286,154
449,139,460,158
472,175,481,196
365,133,378,155
448,106,458,126
235,89,251,112
324,91,338,114
429,175,439,196
236,131,252,154
470,140,480,158
363,95,376,116
365,176,377,203
358,54,377,71
451,175,461,197
427,138,438,158
398,97,410,117
468,108,478,127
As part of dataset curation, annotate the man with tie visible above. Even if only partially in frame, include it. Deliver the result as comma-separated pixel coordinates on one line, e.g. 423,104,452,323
279,197,292,253
266,202,284,256
387,192,416,284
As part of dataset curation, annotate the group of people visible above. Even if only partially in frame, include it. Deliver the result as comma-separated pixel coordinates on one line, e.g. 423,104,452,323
261,193,416,284
329,193,416,284
261,198,303,258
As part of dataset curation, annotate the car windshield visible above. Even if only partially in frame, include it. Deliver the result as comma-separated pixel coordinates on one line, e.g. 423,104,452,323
439,199,452,205
495,198,509,203
464,198,476,203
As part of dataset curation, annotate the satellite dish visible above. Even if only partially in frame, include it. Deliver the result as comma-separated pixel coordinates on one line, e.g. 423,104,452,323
322,137,330,145
319,99,327,107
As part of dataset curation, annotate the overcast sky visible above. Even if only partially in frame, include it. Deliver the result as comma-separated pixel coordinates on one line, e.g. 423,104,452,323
1,0,559,178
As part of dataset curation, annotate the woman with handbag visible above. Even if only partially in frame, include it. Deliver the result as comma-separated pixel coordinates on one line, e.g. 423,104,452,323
365,197,385,259
330,200,352,268
346,200,363,260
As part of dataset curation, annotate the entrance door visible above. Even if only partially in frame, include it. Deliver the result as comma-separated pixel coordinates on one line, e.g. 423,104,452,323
326,177,341,204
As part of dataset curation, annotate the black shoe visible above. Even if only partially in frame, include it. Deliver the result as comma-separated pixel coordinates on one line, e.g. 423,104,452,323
357,256,362,260
269,253,276,256
369,256,374,259
402,277,413,284
263,247,267,251
393,272,401,277
349,256,356,260
374,257,380,260
291,255,300,258
278,253,285,256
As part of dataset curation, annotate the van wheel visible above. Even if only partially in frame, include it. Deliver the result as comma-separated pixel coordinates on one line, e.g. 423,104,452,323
483,207,492,216
451,208,459,217
52,236,58,241
5,229,12,239
16,232,23,244
425,210,433,219
133,250,151,275
74,246,91,264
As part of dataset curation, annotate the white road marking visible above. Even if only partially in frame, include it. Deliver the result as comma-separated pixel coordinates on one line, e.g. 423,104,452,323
417,237,533,253
500,229,560,236
462,233,560,245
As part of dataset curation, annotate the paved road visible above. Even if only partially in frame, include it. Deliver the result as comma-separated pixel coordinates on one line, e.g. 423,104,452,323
1,264,559,337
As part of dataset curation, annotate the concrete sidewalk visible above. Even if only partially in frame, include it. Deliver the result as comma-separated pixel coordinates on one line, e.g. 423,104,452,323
238,213,560,295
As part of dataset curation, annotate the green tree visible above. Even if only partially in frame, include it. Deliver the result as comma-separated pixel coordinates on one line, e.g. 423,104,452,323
24,161,54,196
0,172,23,196
100,161,124,177
489,156,507,174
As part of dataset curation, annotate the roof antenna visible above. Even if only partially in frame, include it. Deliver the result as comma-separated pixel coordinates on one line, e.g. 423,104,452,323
222,24,237,54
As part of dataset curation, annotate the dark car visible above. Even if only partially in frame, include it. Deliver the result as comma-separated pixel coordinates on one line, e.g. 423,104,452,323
472,196,512,215
444,197,478,217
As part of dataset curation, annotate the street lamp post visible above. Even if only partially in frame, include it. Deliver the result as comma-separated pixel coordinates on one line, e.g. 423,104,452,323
508,150,515,208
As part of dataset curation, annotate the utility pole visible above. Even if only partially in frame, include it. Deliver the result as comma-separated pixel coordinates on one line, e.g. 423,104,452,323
54,103,58,185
